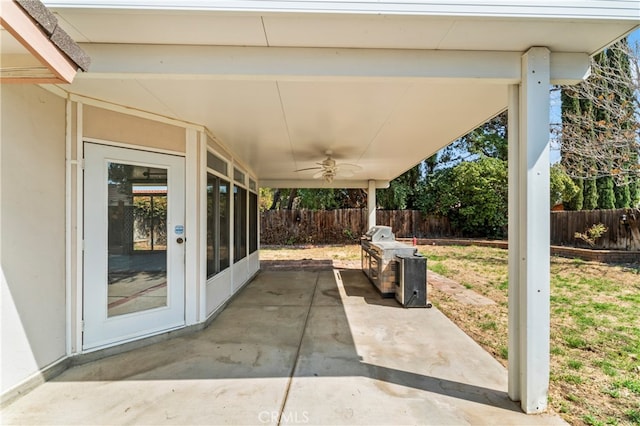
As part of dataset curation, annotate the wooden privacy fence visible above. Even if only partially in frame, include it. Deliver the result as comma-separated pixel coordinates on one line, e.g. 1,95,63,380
551,208,640,251
260,209,457,245
262,208,640,251
376,210,456,239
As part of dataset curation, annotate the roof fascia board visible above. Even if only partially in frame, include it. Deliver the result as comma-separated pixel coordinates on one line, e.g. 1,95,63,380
260,179,390,189
1,0,77,83
45,1,640,21
76,44,590,85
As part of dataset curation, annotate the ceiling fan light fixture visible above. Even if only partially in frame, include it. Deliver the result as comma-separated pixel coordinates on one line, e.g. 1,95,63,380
294,150,361,184
323,170,336,183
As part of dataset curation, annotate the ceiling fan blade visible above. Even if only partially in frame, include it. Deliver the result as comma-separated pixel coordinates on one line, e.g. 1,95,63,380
296,152,361,180
336,163,362,172
294,166,323,172
335,169,356,178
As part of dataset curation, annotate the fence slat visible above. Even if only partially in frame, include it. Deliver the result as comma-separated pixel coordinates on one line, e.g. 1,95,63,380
550,208,639,250
260,209,461,244
261,208,639,250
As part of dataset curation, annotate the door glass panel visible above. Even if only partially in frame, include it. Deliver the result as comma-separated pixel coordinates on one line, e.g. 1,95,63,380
107,163,168,317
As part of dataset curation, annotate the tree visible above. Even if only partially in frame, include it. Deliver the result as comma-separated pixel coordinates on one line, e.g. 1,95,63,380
377,179,413,210
438,112,508,166
296,189,340,210
558,38,640,209
596,176,616,209
550,164,580,207
259,188,274,211
614,182,631,208
263,187,367,210
377,163,424,210
333,188,367,209
564,177,584,211
629,180,640,207
425,157,508,237
583,179,599,210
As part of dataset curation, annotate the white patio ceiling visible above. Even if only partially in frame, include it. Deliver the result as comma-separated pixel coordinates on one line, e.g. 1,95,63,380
44,1,639,188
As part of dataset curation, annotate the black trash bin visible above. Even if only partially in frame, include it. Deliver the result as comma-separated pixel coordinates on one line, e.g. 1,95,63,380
394,254,431,308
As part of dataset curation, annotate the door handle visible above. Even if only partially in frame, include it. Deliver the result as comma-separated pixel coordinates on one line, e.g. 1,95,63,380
176,237,184,244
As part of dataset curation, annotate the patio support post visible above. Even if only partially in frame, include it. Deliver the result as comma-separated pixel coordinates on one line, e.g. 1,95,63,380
508,47,551,414
367,179,376,229
507,84,521,403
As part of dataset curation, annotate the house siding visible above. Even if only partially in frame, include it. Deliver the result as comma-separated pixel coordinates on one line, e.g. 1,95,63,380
83,105,186,153
1,84,67,395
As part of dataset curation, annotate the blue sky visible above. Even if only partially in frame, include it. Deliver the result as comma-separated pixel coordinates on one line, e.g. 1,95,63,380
630,27,640,45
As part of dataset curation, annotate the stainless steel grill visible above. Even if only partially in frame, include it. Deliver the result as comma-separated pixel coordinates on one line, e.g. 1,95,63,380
361,226,417,297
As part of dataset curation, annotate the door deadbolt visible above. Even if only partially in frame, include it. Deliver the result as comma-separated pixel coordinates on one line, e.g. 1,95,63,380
176,237,184,244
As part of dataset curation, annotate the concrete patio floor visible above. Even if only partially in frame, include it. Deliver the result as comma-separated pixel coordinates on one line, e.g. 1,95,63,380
1,265,566,425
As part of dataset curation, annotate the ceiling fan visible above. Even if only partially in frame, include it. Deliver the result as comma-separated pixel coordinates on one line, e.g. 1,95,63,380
294,150,362,183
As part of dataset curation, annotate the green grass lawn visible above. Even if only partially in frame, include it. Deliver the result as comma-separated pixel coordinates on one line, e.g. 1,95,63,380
420,244,640,426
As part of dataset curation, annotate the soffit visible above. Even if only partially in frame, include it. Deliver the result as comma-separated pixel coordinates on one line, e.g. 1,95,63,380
44,3,639,186
51,9,637,54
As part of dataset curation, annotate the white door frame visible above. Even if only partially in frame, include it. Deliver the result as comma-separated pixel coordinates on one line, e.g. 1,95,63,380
82,142,186,350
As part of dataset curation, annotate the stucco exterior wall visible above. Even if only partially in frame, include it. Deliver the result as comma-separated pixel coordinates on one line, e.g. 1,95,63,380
1,85,67,395
83,106,186,153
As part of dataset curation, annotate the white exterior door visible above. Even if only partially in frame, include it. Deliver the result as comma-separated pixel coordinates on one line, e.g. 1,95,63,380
83,143,185,350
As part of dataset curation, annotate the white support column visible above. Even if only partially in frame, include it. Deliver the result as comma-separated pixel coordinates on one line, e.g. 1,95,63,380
198,132,208,322
367,180,376,229
507,84,521,402
508,47,551,413
185,128,199,325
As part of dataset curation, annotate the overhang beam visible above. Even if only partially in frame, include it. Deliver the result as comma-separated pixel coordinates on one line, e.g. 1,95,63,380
77,44,590,85
260,179,390,189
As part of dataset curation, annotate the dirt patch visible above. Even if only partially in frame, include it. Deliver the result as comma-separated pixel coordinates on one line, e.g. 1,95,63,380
260,245,362,271
428,272,495,306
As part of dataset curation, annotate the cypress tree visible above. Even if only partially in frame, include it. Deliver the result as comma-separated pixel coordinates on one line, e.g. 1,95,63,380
560,89,585,207
596,176,616,209
605,41,639,207
614,181,631,208
583,179,599,210
630,180,640,207
560,38,639,209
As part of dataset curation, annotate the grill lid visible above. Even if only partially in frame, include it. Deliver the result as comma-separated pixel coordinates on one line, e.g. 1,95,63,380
362,226,395,242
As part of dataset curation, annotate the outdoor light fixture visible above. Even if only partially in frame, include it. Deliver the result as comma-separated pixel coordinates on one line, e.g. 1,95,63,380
620,214,628,226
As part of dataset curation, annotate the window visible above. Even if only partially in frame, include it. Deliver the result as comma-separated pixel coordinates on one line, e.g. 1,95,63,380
234,185,247,262
234,167,245,185
207,151,228,176
206,174,230,278
249,191,258,254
